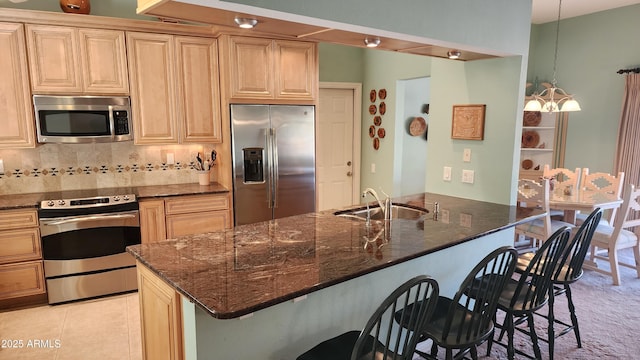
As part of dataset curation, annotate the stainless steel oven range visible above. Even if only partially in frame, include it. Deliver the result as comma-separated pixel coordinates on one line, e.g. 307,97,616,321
39,193,141,304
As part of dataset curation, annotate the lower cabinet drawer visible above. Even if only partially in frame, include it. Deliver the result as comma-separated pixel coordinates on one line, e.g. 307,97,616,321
0,228,41,264
166,210,230,238
0,260,46,300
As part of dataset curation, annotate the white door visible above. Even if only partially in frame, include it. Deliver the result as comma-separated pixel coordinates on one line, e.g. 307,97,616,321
317,84,361,211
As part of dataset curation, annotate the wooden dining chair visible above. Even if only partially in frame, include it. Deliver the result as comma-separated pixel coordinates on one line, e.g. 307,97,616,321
577,169,624,226
543,165,582,190
543,165,582,219
587,183,640,285
515,178,574,252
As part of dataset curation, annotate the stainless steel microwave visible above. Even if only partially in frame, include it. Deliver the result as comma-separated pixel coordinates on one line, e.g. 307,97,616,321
33,95,133,144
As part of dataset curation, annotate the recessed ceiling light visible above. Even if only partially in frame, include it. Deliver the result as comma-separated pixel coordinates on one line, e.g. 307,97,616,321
234,17,258,29
364,37,381,48
447,50,461,60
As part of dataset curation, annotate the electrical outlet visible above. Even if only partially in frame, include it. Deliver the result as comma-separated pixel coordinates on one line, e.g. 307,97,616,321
0,159,4,175
166,152,175,165
443,166,452,181
463,148,471,162
440,209,450,224
371,163,376,173
462,169,474,184
460,213,472,227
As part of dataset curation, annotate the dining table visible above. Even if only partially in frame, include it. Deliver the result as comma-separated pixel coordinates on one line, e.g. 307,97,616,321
549,187,623,224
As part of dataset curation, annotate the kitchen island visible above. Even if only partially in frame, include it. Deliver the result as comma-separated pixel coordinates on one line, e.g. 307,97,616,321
127,192,543,360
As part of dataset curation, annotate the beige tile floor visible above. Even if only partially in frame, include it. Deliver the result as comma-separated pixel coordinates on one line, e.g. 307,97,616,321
0,293,142,360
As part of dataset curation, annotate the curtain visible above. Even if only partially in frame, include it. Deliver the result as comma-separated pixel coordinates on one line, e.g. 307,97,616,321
614,73,640,188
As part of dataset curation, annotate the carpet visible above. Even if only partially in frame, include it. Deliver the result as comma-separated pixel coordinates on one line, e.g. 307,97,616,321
414,248,640,359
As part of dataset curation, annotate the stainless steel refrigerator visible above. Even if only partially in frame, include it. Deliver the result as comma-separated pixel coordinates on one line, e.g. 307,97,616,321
231,104,316,226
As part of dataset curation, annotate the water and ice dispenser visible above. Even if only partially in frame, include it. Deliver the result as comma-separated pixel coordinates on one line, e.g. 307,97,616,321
243,147,264,183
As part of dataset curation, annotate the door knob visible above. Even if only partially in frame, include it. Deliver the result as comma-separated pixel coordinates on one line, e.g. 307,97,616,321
347,171,352,177
347,161,352,166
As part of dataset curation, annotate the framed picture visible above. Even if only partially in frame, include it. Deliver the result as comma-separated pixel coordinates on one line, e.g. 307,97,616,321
451,104,486,140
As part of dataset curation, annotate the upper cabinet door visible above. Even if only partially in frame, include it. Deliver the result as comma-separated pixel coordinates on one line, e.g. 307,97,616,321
78,29,129,94
127,32,179,144
274,40,317,100
228,36,274,99
26,25,128,94
26,24,82,93
0,22,35,149
175,36,222,143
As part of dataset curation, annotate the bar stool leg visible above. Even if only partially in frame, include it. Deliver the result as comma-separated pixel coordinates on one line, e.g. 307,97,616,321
565,285,582,347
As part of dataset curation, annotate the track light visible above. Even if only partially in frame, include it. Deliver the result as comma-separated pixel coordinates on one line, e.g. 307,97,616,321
234,17,258,29
447,50,461,60
364,37,381,48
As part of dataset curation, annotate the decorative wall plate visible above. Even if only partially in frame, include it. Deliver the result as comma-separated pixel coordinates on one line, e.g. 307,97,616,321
373,137,380,150
369,104,377,115
523,111,542,126
521,159,534,170
521,130,540,148
373,116,382,126
369,125,376,138
409,117,427,136
377,128,386,138
369,89,377,103
379,102,386,115
378,89,387,100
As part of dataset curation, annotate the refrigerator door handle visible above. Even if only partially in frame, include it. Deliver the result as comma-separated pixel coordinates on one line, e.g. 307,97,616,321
271,128,279,209
265,129,273,208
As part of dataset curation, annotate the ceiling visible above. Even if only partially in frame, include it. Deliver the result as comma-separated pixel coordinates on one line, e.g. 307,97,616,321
532,0,640,24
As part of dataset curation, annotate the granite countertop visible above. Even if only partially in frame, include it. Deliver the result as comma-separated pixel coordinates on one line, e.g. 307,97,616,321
0,183,229,210
127,192,544,319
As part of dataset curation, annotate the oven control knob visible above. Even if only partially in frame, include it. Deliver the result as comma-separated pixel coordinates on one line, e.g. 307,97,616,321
113,196,120,202
123,195,130,201
58,200,65,206
47,200,55,207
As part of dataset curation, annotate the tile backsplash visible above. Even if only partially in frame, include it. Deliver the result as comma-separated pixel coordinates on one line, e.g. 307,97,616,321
0,142,218,195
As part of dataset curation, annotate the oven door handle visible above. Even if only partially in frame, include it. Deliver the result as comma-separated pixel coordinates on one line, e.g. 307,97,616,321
42,213,137,226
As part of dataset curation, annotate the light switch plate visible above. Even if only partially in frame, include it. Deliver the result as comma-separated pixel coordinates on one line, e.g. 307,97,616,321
371,163,376,173
462,169,474,184
443,166,452,181
463,148,471,162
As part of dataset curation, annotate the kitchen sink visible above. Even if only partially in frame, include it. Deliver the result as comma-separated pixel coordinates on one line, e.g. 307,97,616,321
334,203,429,221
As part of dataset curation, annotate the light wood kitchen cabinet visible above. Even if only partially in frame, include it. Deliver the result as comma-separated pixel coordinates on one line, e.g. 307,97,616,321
176,36,222,143
139,199,167,244
137,261,184,360
0,209,45,302
165,194,230,238
226,36,317,101
127,32,222,145
26,24,128,94
0,22,36,149
127,32,179,144
139,193,231,243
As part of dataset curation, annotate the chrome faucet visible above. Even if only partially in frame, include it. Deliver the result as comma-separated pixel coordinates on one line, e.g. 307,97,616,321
362,188,392,222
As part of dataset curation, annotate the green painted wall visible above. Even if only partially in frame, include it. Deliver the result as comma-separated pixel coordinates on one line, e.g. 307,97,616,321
318,43,364,83
528,4,640,174
360,49,431,196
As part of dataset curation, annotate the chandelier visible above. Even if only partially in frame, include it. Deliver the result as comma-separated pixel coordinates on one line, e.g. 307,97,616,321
524,0,580,113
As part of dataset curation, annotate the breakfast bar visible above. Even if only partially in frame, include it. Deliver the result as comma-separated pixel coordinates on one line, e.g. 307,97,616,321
127,192,544,359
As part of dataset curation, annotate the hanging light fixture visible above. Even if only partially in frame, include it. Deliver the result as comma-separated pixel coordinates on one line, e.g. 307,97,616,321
524,0,580,113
